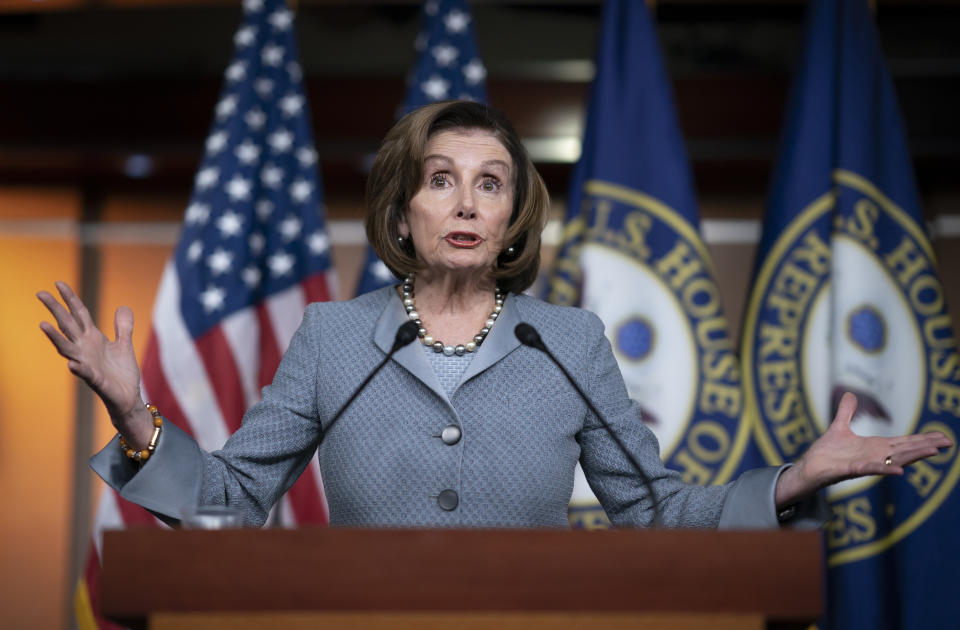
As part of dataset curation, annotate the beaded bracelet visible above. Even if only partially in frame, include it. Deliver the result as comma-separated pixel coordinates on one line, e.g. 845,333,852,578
118,403,163,465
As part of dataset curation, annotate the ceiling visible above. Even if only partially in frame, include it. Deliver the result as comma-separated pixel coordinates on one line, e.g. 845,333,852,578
1,1,958,217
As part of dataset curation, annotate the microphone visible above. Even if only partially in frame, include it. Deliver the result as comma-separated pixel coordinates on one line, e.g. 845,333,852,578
391,319,421,350
515,322,663,527
324,321,419,436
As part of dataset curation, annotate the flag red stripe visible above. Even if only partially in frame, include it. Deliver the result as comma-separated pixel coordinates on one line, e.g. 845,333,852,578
256,303,282,390
114,492,158,527
142,331,195,439
287,273,330,525
302,273,332,304
286,466,329,524
193,325,247,434
263,283,328,525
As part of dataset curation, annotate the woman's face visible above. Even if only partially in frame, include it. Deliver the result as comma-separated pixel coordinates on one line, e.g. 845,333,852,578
400,129,515,279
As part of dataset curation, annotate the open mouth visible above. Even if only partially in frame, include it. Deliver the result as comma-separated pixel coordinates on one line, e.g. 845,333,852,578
445,232,482,248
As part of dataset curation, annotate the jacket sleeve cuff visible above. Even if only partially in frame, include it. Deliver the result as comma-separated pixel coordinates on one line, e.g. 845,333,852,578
718,464,830,529
89,421,203,525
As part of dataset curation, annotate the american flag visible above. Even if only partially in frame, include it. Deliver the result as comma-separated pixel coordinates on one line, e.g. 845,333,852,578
75,1,333,627
354,0,488,296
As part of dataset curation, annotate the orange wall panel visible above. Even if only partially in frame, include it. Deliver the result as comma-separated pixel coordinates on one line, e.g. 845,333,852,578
0,187,80,220
101,195,188,223
0,236,79,630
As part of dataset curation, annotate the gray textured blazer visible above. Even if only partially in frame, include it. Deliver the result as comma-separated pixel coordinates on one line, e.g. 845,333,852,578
92,287,823,529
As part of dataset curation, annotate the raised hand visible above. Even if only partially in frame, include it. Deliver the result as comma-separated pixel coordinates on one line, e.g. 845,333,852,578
775,392,954,507
37,281,153,447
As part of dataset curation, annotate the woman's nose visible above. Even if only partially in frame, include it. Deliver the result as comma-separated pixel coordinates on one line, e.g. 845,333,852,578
455,186,477,219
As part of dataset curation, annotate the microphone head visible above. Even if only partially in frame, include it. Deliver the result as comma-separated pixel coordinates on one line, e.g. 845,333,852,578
394,320,420,349
514,322,545,350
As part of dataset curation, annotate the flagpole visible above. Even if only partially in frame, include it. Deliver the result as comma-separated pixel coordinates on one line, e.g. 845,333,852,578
67,185,102,630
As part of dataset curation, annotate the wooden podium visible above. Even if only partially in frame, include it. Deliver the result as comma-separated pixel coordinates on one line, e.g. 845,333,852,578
101,528,822,630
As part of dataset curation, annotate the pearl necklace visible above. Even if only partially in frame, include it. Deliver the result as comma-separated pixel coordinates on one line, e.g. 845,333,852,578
401,273,504,356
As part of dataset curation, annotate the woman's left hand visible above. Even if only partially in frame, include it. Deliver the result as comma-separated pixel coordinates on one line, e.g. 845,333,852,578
775,392,954,508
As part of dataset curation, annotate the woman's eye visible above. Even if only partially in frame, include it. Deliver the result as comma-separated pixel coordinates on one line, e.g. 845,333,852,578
480,178,501,193
430,173,449,188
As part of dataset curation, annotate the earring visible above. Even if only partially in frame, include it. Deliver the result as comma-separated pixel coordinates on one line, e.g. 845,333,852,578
497,245,518,268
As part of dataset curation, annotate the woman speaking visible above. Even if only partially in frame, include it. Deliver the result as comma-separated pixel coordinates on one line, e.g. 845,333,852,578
37,101,950,529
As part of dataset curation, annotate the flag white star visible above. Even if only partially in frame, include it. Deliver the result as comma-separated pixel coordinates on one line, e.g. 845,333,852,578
215,95,237,120
268,8,293,31
372,260,394,281
296,147,318,168
425,0,439,16
206,248,234,275
289,178,312,203
185,202,210,225
261,164,284,188
225,61,246,83
245,108,267,130
255,199,274,220
235,140,261,165
225,175,252,202
195,167,219,191
279,215,302,241
241,266,262,288
287,62,302,82
243,0,263,13
444,9,470,34
205,130,229,155
216,210,244,237
279,93,304,117
255,77,274,98
431,44,459,67
267,251,295,277
463,59,486,85
262,44,284,67
421,75,450,100
268,129,294,153
308,231,329,255
200,284,227,313
249,232,266,254
186,239,203,262
234,25,257,47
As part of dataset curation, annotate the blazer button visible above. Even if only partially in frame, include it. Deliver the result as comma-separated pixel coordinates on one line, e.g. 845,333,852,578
440,425,462,445
437,489,459,511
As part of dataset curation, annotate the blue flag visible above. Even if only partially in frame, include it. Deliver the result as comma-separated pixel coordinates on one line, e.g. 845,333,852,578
354,0,488,296
546,0,761,528
741,1,960,627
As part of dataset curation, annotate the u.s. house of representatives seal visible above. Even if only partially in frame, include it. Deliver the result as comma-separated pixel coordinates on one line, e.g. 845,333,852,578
550,180,752,528
742,169,960,566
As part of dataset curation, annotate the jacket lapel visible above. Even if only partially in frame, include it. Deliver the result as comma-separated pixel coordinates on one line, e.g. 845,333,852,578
374,291,450,405
456,292,521,389
374,290,522,402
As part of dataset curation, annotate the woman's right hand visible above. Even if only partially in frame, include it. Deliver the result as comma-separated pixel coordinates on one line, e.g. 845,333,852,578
37,281,153,448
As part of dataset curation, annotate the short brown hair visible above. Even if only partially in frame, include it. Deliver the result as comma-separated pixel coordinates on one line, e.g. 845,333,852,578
365,100,549,294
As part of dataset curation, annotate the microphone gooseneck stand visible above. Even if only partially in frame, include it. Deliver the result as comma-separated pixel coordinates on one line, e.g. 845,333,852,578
323,321,420,437
515,322,663,527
